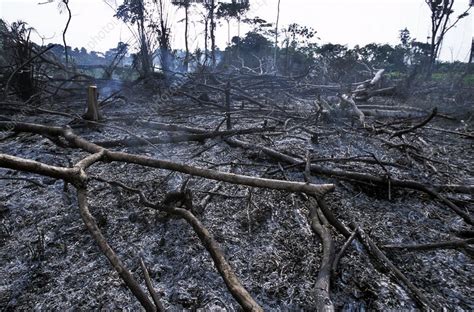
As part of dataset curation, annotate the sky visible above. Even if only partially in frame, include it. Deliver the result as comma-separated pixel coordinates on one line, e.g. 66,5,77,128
1,0,473,62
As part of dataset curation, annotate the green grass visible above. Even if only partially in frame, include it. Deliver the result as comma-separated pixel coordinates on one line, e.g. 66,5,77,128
387,71,406,79
463,74,474,85
431,72,447,81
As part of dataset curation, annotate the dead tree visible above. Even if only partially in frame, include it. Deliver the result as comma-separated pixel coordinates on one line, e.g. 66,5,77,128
425,0,471,68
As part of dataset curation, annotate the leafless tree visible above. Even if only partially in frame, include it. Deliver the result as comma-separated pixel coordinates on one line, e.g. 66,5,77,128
425,0,470,66
273,0,281,70
39,0,72,67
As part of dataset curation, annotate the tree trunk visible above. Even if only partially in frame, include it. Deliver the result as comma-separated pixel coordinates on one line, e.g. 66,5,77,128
62,0,72,68
184,5,189,72
210,0,216,67
273,0,281,71
204,16,209,66
470,38,474,64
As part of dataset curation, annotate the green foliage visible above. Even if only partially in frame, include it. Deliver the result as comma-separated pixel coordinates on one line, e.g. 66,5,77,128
217,0,250,20
232,31,273,53
463,74,474,85
115,0,145,25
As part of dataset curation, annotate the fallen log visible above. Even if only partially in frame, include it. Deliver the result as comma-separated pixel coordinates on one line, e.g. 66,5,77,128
360,109,427,118
97,178,264,312
304,156,335,312
340,94,365,125
94,126,275,148
307,197,336,312
352,69,386,101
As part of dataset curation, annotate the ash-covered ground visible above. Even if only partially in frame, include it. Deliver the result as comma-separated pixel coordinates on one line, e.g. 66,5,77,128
0,84,473,311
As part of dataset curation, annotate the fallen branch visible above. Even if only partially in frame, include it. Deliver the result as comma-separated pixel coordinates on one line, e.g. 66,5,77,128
340,94,365,126
390,108,438,139
95,126,274,148
381,238,474,251
98,178,263,311
356,227,438,311
0,152,158,311
140,258,166,312
170,207,263,311
332,227,359,274
77,187,156,311
304,155,335,311
307,197,335,312
226,137,473,224
0,122,335,197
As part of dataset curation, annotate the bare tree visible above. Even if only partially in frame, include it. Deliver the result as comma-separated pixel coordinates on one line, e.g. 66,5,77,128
470,0,474,63
425,0,470,67
39,0,72,67
152,0,172,74
202,0,217,67
172,0,191,72
273,0,281,70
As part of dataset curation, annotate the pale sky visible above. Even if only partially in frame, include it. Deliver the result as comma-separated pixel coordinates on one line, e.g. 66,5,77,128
1,0,473,61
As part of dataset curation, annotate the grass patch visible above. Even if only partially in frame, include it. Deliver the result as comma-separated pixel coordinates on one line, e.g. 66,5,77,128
463,74,474,85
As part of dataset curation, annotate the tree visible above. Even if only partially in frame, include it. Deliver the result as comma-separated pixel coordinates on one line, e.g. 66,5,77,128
217,0,250,48
470,0,474,64
202,0,217,67
470,38,474,64
39,0,72,67
103,42,129,79
61,0,72,67
281,23,316,73
116,0,153,77
399,27,411,48
0,20,38,100
172,0,191,72
425,0,470,66
150,0,172,75
274,0,281,70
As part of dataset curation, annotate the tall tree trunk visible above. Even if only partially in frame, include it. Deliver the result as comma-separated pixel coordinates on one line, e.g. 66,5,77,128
139,20,151,77
470,38,474,64
62,0,72,68
210,0,216,67
237,17,241,57
227,19,230,46
184,4,189,72
273,0,281,71
204,16,209,66
137,0,152,77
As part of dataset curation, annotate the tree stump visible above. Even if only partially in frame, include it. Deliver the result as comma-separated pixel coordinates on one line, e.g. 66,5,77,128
84,85,101,121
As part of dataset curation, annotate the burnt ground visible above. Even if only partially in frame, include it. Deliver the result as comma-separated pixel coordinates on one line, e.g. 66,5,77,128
0,82,473,311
